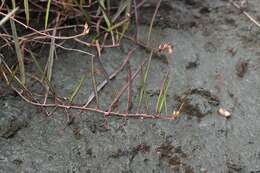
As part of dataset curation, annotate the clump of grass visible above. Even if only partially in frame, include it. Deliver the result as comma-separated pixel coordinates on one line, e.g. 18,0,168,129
156,73,170,114
136,50,153,113
0,0,178,122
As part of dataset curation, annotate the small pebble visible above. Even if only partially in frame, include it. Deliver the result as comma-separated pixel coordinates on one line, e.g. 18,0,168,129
218,108,231,118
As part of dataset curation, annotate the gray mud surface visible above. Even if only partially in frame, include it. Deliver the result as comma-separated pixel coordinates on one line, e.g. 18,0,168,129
1,0,260,172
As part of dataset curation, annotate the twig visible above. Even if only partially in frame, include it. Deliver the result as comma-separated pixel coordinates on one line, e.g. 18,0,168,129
0,11,89,40
133,0,140,41
83,47,137,107
94,39,111,84
126,62,132,113
120,34,168,64
74,37,119,48
0,7,18,26
147,0,162,43
13,87,177,121
231,1,260,28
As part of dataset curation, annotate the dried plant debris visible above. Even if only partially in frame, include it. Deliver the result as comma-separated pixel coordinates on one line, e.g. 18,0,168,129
156,142,194,173
176,88,220,119
235,59,249,78
185,57,200,70
226,47,237,57
227,161,244,173
109,143,150,163
87,118,110,134
180,88,220,106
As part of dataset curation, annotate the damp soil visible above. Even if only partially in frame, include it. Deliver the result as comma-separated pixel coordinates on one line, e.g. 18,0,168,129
1,0,260,172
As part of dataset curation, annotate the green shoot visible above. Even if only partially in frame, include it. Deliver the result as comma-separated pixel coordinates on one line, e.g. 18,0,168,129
137,50,153,112
68,75,86,103
24,0,29,25
156,74,170,114
45,0,51,29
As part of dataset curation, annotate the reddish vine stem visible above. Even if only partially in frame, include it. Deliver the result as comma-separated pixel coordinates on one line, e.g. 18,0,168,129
13,87,177,121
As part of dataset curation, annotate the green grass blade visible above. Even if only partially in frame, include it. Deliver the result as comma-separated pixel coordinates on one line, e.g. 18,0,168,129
163,80,169,114
118,0,131,41
72,0,91,24
156,74,169,114
0,58,26,90
112,0,128,22
28,51,44,76
79,0,85,6
164,97,168,115
1,61,18,86
1,59,37,103
8,64,19,85
24,0,29,25
110,18,129,31
137,50,153,112
10,15,25,85
118,20,129,42
102,9,111,30
98,1,112,31
45,0,52,29
106,0,111,15
144,91,150,113
68,75,86,103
